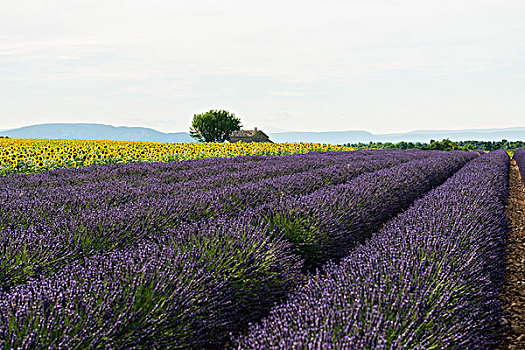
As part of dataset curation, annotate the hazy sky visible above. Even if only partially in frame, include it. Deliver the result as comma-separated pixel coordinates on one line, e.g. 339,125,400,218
1,0,524,133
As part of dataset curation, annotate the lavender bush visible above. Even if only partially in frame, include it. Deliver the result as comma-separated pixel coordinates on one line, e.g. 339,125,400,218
513,148,525,182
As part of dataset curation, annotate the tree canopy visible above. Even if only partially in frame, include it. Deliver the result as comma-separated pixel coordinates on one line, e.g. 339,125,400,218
420,139,475,151
189,110,242,143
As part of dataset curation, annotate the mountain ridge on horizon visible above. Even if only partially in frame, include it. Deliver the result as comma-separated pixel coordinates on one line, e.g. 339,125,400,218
2,123,525,144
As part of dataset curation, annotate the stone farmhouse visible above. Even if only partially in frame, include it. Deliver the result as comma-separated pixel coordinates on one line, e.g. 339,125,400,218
229,127,272,143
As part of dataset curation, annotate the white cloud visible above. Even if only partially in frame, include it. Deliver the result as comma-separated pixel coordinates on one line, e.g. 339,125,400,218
266,91,326,97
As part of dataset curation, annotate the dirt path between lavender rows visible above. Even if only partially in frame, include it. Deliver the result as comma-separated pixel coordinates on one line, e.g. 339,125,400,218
501,160,525,349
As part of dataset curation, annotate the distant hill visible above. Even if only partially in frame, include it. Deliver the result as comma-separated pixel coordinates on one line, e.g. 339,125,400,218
268,131,374,144
1,123,525,144
269,127,525,144
0,123,193,143
382,127,525,143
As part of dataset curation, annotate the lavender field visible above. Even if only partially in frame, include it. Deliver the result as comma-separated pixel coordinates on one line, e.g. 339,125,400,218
0,149,521,349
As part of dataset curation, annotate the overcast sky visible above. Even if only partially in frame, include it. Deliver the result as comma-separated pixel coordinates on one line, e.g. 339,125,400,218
1,0,524,133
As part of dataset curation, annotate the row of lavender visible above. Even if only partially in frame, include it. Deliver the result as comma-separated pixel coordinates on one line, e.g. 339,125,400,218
236,150,510,349
0,150,430,289
514,149,525,182
0,151,476,348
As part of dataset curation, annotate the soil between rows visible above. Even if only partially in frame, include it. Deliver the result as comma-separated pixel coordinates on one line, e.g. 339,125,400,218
500,160,525,349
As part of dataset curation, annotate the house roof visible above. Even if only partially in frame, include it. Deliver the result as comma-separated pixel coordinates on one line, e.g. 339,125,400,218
230,130,258,138
230,129,270,138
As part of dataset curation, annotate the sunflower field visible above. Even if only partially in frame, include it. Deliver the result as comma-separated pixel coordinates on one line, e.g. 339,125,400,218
0,138,352,175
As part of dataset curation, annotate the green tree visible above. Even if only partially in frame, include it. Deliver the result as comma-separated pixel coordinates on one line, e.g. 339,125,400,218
420,138,472,151
189,110,242,142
